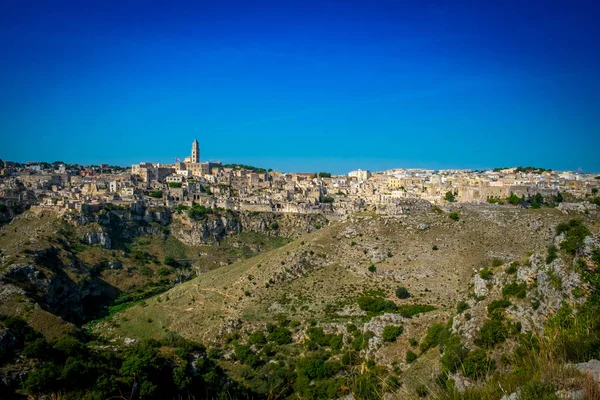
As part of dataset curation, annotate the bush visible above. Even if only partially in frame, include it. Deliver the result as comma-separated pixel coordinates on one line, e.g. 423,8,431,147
457,300,470,313
248,331,267,346
506,262,519,274
444,191,456,202
395,286,411,299
448,212,460,221
502,282,527,298
188,204,213,221
382,326,404,342
368,264,376,272
168,182,182,188
164,255,178,267
397,305,436,318
148,190,163,198
267,327,292,345
479,268,493,280
487,299,512,313
546,244,558,264
420,324,451,352
556,219,591,255
406,350,418,363
320,196,334,204
461,349,496,379
440,340,469,372
475,318,508,348
357,296,397,314
270,222,279,230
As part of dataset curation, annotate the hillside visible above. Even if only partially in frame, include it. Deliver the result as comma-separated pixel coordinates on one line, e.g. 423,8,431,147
91,205,600,398
1,203,599,399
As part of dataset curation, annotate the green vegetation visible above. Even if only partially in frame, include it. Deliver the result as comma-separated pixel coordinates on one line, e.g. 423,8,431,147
188,204,214,221
487,299,512,313
479,267,493,280
444,191,456,202
555,219,591,255
420,324,451,353
320,195,334,204
382,326,403,342
318,172,332,178
368,264,376,272
457,300,470,313
506,261,519,274
546,244,558,264
221,163,268,174
406,350,417,363
167,182,182,188
502,282,527,298
448,212,460,221
397,304,436,318
395,286,411,299
357,296,396,314
148,190,163,198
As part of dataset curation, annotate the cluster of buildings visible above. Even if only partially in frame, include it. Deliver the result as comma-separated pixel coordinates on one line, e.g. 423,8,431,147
1,139,599,217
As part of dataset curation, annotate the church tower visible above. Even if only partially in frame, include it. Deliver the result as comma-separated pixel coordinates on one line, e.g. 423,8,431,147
191,138,200,163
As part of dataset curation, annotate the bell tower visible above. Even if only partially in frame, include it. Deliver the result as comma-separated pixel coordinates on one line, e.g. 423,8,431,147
191,138,200,163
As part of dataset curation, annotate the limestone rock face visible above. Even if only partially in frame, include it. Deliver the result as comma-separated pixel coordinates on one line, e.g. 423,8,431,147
575,359,600,382
473,273,489,297
82,232,111,249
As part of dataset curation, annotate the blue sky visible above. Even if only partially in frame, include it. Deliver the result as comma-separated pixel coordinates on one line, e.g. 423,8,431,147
1,0,599,173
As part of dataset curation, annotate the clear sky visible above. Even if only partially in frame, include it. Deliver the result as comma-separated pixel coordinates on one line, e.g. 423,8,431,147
1,0,599,173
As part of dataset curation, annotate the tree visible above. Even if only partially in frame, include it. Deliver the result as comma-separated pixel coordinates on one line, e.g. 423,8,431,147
318,172,332,178
444,191,456,202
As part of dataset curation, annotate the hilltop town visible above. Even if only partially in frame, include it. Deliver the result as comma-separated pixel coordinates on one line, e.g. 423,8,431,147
1,139,599,219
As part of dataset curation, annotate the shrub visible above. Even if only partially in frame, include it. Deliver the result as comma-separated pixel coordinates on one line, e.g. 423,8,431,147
320,195,334,204
444,191,456,202
556,219,591,255
420,324,451,352
502,282,527,298
448,212,460,221
506,262,519,274
406,350,418,363
368,265,376,272
546,244,558,264
188,204,213,221
248,331,267,346
457,301,470,313
357,296,397,314
168,182,182,188
269,222,279,230
148,190,163,198
475,318,508,348
409,338,418,347
397,305,436,318
479,268,493,280
440,340,469,372
395,286,411,299
382,326,404,342
461,349,496,379
267,327,292,345
487,299,512,314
